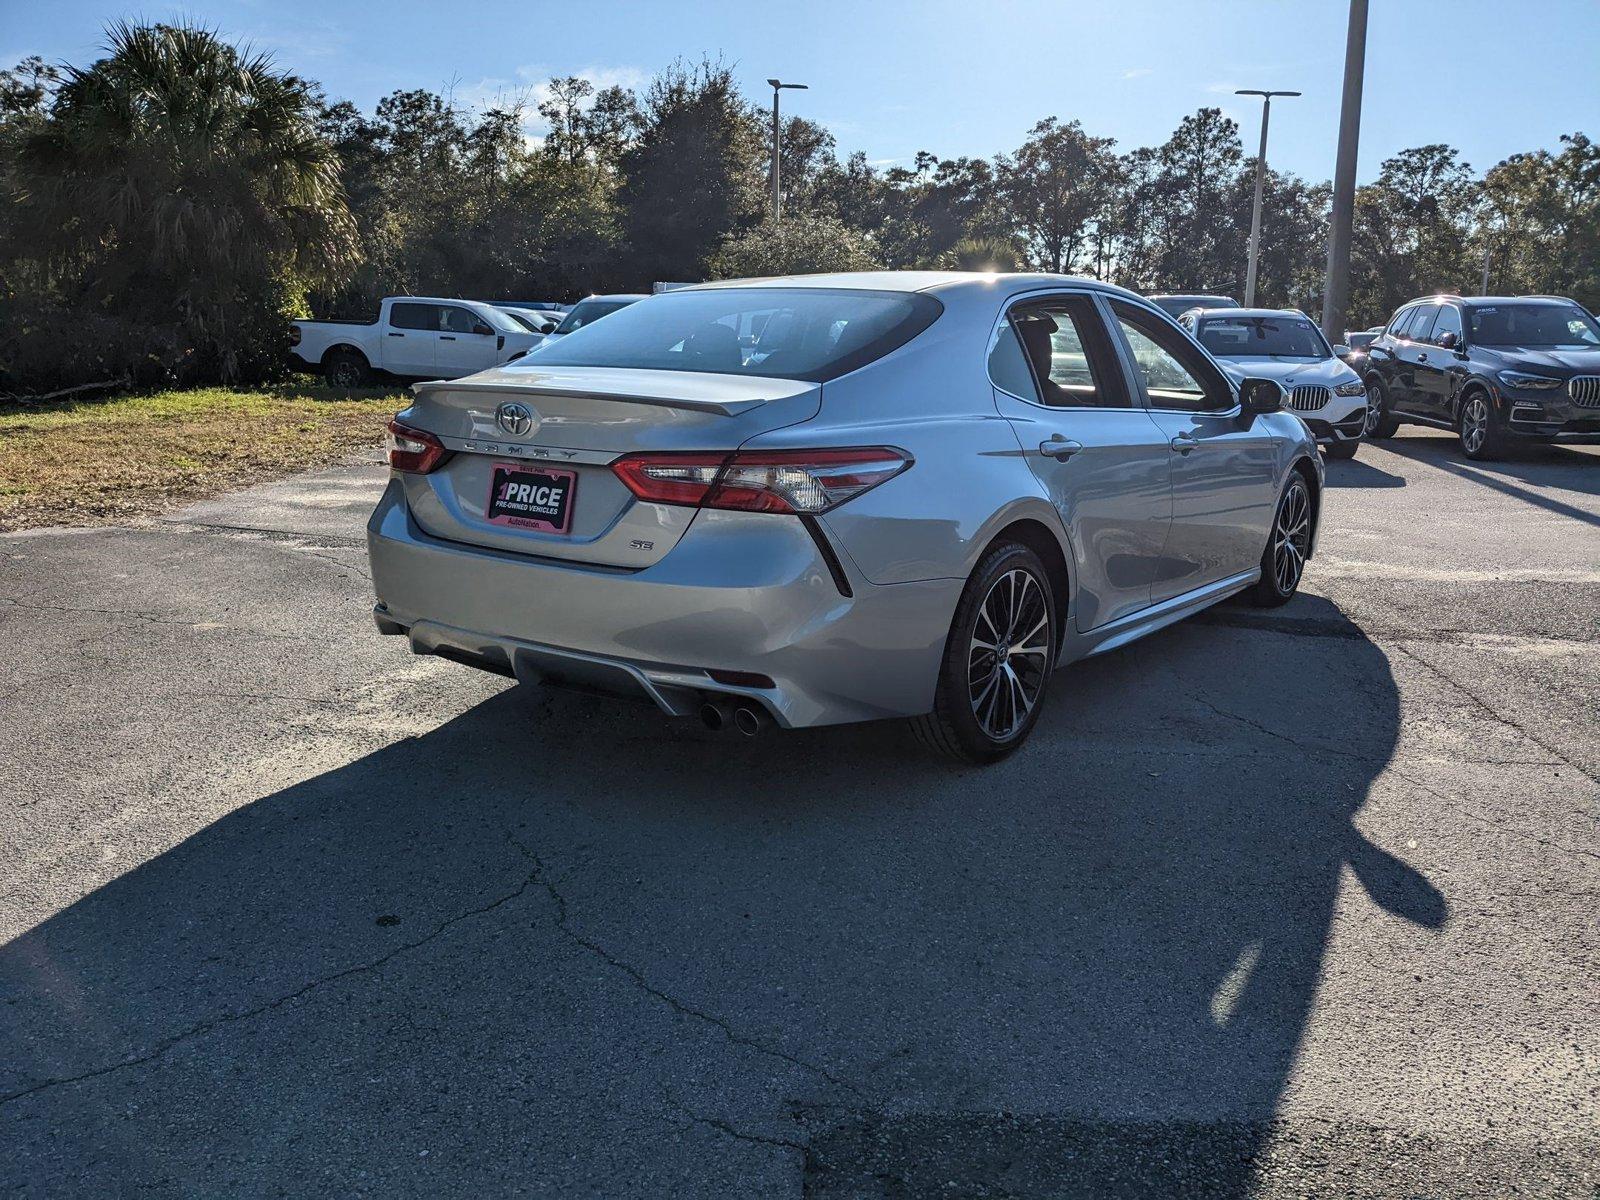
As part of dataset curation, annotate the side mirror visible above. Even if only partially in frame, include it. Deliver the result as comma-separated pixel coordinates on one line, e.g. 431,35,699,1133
1239,377,1284,416
1436,331,1460,350
1333,344,1352,358
472,321,494,337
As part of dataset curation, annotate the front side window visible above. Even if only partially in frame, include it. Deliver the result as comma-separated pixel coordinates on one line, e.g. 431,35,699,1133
1195,315,1330,360
1430,304,1463,345
1109,300,1231,412
1001,296,1129,408
1469,303,1600,349
529,288,943,382
1404,304,1439,343
439,306,484,334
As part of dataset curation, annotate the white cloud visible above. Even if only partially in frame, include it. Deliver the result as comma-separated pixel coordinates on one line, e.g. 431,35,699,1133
1121,67,1153,80
454,63,649,142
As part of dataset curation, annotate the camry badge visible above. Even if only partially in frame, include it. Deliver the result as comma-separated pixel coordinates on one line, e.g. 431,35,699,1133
495,401,536,437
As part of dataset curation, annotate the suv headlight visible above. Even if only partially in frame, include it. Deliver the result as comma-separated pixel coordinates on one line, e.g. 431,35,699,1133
1333,380,1365,396
1497,369,1563,390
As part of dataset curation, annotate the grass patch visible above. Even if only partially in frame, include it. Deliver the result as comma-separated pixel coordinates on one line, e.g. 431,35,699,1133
0,384,406,531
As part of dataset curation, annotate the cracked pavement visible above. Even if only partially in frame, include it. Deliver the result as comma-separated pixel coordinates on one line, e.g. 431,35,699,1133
1,434,1596,1197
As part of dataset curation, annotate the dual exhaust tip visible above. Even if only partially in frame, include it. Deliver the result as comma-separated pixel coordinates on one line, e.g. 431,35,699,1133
699,697,771,737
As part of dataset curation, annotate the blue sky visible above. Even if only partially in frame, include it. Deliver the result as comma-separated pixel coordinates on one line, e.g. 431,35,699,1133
4,0,1596,182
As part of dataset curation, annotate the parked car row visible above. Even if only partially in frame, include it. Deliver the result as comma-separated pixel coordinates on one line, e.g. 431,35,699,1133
289,294,645,387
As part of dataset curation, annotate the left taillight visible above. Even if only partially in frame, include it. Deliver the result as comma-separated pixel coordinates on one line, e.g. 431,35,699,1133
289,324,301,346
385,418,450,474
612,447,910,515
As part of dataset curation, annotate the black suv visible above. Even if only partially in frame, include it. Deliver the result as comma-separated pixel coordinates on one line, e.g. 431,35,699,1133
1362,294,1600,460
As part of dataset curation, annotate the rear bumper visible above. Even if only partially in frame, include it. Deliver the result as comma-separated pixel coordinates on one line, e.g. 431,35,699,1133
366,479,962,728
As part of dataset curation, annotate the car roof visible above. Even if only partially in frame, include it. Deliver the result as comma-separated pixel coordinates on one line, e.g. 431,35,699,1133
682,270,1154,305
1189,307,1314,321
1400,293,1577,308
1148,292,1236,301
576,293,650,303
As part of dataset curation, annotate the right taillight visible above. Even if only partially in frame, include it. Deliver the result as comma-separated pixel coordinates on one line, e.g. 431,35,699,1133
385,418,450,474
289,324,302,346
612,447,910,514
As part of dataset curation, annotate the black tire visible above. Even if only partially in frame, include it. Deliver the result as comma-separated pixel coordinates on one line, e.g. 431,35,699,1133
1364,377,1399,438
1323,439,1359,460
1249,472,1312,607
1457,388,1504,461
911,541,1057,764
324,348,370,389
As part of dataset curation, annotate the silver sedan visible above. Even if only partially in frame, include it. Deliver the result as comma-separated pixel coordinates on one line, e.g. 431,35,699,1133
368,272,1323,762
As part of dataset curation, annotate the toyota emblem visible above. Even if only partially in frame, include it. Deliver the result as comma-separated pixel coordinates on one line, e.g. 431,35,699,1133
495,401,535,437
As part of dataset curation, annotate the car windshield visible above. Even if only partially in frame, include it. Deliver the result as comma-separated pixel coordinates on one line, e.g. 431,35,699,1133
1468,304,1600,349
1196,315,1329,360
504,312,544,333
552,299,635,336
524,287,944,382
1347,332,1376,349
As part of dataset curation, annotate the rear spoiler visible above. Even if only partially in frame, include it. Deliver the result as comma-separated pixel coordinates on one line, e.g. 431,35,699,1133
411,371,811,418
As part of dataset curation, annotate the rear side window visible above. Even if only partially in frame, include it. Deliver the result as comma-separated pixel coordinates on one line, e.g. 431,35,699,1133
391,303,436,331
1003,296,1130,408
529,288,943,382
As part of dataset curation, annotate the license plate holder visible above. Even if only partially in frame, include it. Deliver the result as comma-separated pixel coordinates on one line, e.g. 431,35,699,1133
485,463,577,534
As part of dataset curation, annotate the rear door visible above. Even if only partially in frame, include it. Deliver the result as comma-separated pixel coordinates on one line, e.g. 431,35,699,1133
1392,303,1439,415
1106,299,1278,602
396,365,821,568
384,303,439,376
435,305,501,377
989,291,1173,632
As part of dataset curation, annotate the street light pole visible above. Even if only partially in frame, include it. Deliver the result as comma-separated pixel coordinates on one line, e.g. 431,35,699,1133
1236,89,1300,308
1321,0,1369,341
766,78,808,223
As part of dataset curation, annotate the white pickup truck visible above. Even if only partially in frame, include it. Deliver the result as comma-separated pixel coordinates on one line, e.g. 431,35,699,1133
289,297,544,387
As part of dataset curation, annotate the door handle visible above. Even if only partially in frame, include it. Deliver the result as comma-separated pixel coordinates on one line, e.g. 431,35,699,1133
1170,432,1198,454
1417,352,1428,361
440,335,457,341
388,332,404,337
1039,437,1084,461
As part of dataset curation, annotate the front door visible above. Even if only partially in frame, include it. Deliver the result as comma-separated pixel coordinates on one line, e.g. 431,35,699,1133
1106,300,1279,602
1415,302,1464,420
434,305,500,377
988,292,1173,633
1392,303,1439,416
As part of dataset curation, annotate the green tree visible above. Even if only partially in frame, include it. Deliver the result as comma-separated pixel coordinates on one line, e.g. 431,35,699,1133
709,214,879,277
8,23,356,383
617,59,765,284
997,118,1120,274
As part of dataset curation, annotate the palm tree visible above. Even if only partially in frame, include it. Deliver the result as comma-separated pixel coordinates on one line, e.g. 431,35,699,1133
16,22,357,379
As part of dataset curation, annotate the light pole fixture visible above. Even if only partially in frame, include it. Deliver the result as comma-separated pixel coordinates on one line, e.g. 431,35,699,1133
767,78,808,223
1236,88,1301,308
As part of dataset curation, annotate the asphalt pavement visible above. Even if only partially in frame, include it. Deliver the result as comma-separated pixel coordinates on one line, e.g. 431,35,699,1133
1,430,1596,1197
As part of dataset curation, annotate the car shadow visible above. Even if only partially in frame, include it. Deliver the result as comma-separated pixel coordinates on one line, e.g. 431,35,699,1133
0,598,1440,1196
1322,456,1407,489
1378,433,1599,526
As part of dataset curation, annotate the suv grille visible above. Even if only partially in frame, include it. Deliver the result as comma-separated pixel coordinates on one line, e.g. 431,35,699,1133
1288,385,1331,412
1570,376,1600,408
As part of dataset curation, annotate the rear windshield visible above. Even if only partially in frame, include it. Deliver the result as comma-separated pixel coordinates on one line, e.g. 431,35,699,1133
525,287,944,382
1196,315,1330,360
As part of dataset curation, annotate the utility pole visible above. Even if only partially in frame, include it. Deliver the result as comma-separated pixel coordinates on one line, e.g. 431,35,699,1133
1320,0,1368,341
1480,245,1492,295
766,79,808,223
1236,89,1301,307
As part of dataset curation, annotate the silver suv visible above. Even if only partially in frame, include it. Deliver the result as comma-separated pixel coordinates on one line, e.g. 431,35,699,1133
369,272,1322,762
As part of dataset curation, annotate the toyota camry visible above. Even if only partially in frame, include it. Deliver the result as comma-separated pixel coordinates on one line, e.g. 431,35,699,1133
368,272,1323,762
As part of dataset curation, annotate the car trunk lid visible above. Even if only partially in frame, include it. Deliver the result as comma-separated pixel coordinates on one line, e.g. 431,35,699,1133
396,365,821,567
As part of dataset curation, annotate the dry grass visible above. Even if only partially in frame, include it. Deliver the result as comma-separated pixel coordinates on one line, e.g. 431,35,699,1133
0,384,406,531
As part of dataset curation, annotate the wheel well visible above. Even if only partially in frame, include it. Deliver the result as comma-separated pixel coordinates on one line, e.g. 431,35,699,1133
984,519,1072,650
1290,456,1321,557
321,343,368,367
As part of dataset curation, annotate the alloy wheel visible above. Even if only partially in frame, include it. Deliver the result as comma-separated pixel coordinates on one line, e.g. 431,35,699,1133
1461,395,1489,455
968,568,1050,741
1364,383,1384,435
1272,480,1311,595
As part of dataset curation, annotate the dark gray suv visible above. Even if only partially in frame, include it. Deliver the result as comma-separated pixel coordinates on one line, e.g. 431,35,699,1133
1363,294,1600,460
